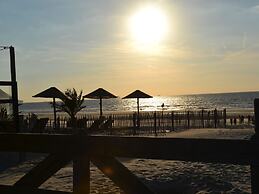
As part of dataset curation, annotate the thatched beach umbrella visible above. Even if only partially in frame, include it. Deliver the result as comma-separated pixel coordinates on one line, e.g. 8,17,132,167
83,88,117,116
123,90,152,117
123,90,152,129
33,87,66,129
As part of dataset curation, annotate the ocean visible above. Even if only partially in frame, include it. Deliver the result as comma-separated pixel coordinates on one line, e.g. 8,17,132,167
19,91,259,116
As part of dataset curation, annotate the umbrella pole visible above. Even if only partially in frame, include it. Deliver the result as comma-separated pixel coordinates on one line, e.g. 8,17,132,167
100,97,103,117
137,98,140,116
137,98,140,128
53,97,56,129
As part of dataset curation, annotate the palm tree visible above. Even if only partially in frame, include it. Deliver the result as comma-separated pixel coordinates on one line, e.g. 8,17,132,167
55,88,85,127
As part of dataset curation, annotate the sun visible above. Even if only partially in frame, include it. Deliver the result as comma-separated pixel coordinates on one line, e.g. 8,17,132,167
129,6,168,48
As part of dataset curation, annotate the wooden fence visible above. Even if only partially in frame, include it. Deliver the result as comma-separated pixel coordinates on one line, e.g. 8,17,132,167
23,108,254,135
0,99,259,193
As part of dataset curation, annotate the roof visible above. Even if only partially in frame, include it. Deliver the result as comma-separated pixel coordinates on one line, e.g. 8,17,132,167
0,89,10,99
83,88,117,99
33,87,66,99
123,90,152,99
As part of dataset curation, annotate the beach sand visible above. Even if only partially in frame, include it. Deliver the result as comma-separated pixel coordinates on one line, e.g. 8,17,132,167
0,128,255,193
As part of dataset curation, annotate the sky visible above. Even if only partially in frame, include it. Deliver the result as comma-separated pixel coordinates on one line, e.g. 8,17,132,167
0,0,259,102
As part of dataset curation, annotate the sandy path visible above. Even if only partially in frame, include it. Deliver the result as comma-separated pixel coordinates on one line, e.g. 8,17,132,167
165,128,254,139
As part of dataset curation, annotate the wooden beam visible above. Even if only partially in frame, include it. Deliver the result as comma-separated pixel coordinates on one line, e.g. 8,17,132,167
0,99,13,104
87,136,259,165
91,155,156,194
251,98,259,194
14,153,72,188
0,185,71,194
0,133,79,153
0,134,259,165
0,81,13,86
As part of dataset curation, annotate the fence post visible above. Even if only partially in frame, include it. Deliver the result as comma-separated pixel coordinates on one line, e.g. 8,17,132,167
171,111,174,131
207,111,210,127
214,109,218,128
223,109,227,128
73,135,90,194
201,109,204,128
154,112,157,136
251,99,259,194
187,111,190,129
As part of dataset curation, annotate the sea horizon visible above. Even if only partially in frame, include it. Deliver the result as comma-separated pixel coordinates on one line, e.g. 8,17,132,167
20,91,259,116
23,90,259,103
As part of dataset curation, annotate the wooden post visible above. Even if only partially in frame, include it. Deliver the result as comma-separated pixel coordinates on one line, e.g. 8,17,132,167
201,109,204,128
251,99,259,194
53,98,56,129
161,109,164,131
99,97,102,116
208,111,210,127
187,111,190,129
73,154,90,194
223,108,227,128
214,108,217,128
154,112,157,136
171,111,174,131
132,113,137,135
254,100,259,135
73,135,90,194
10,46,19,132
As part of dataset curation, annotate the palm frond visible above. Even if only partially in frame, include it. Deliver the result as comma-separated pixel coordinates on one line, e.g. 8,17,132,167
54,88,85,119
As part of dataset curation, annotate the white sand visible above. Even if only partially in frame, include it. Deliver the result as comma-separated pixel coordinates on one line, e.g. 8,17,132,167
0,128,255,194
165,128,254,139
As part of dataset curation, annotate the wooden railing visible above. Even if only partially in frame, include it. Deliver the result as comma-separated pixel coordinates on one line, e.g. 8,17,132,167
0,99,259,194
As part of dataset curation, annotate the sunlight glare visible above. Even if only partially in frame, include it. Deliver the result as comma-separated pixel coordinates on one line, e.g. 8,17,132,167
129,6,169,49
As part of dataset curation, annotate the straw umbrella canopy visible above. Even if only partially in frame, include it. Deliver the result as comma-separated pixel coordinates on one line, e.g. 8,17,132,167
33,87,66,128
83,88,117,116
123,90,152,118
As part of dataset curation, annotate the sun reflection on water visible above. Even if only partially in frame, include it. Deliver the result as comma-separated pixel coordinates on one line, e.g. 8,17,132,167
20,92,258,115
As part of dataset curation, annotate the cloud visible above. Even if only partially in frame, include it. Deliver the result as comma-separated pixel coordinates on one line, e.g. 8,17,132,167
251,5,259,13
